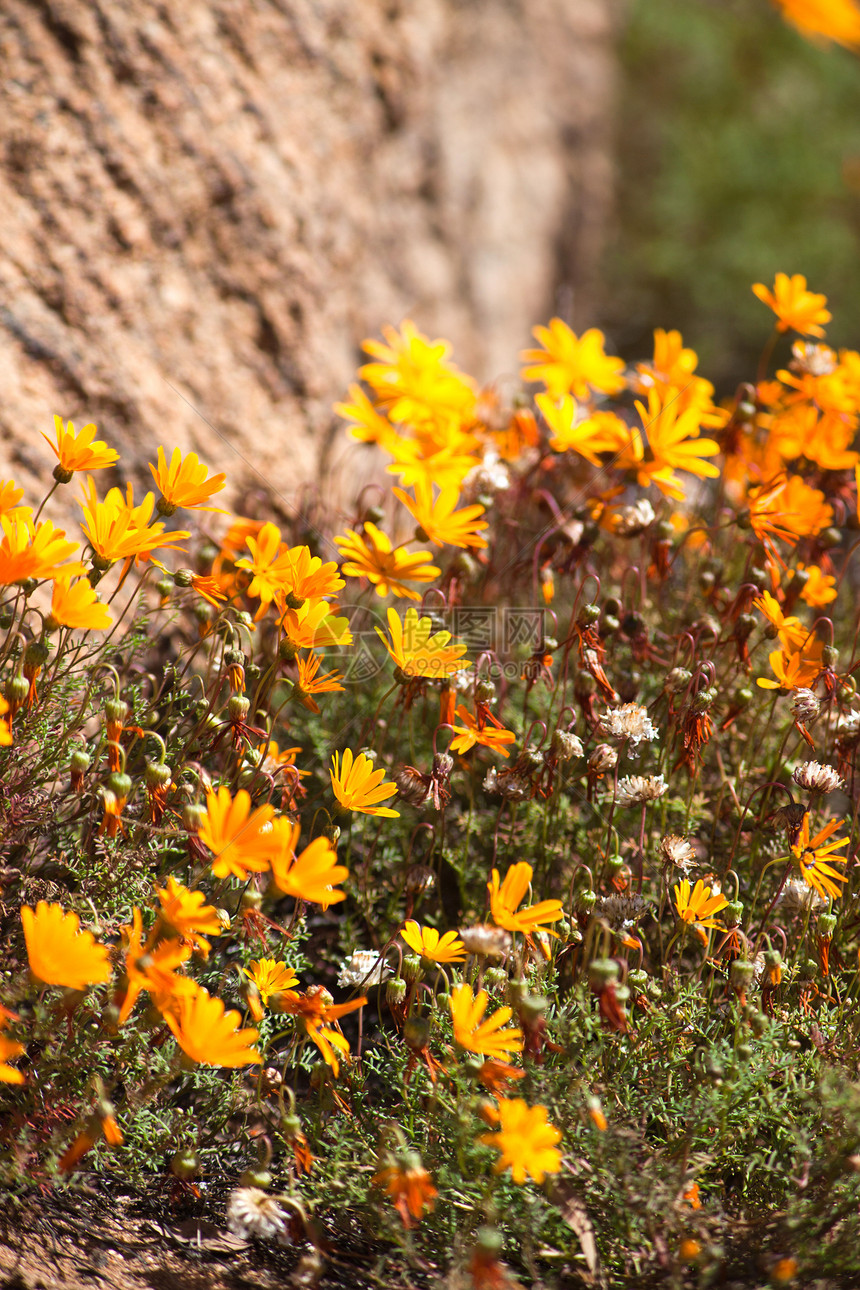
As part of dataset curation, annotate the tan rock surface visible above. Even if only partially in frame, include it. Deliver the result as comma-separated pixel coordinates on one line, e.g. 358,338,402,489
0,0,616,528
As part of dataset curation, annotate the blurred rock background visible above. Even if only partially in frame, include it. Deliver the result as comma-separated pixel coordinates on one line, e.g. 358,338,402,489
0,0,616,523
3,0,860,529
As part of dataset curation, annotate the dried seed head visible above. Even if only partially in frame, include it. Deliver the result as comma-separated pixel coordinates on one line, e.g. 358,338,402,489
337,950,390,989
792,761,844,794
404,864,436,896
593,893,648,933
394,765,433,807
598,702,659,747
790,340,837,376
776,878,826,919
483,768,530,800
837,709,860,744
660,834,696,873
791,689,820,725
226,1188,291,1243
613,774,667,807
551,729,584,762
458,924,512,958
612,499,656,536
588,743,618,774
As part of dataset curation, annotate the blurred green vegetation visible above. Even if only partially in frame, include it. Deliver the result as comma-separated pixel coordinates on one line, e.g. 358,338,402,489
603,0,860,389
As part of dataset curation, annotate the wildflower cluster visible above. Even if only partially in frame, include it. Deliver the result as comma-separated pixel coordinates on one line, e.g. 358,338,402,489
3,276,860,1284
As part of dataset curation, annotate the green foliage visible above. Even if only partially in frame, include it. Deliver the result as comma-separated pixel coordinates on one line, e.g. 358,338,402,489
606,0,860,385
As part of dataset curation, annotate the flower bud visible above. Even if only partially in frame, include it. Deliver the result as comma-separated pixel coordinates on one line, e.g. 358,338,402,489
664,666,691,694
723,899,744,928
575,888,597,916
104,697,128,725
145,759,172,789
174,568,195,587
730,959,755,990
183,802,206,832
818,912,837,938
588,958,619,991
171,1149,200,1181
403,1016,431,1051
692,686,718,714
228,695,250,722
386,977,407,1008
506,977,529,1007
402,954,422,984
106,771,132,799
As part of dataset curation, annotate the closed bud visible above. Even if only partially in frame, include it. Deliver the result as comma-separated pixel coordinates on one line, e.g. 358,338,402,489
23,639,49,669
628,968,648,991
183,802,206,832
506,977,528,1006
519,993,548,1023
822,645,838,668
734,613,756,642
240,888,263,911
106,771,132,799
402,953,422,983
664,666,691,694
724,899,744,928
588,958,619,991
576,888,597,916
104,697,128,725
475,1226,504,1258
484,966,507,990
577,603,600,627
575,669,597,697
403,1016,431,1051
692,686,717,714
818,912,837,937
240,1168,272,1190
386,977,407,1008
145,759,172,788
70,748,91,775
281,1113,303,1141
228,694,250,722
171,1149,200,1181
450,552,478,579
5,673,29,706
730,959,755,990
819,526,842,549
155,578,173,599
174,568,195,587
